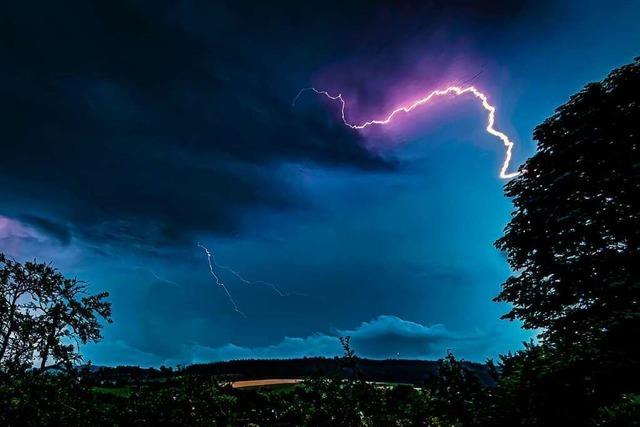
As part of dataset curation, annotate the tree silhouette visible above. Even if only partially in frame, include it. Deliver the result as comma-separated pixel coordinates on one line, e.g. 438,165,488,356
496,58,640,352
0,253,111,372
495,57,640,421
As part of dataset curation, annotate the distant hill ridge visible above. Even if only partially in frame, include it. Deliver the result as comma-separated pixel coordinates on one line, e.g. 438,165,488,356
87,357,495,387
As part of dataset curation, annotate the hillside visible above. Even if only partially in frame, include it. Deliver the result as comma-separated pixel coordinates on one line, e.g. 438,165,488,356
87,357,495,387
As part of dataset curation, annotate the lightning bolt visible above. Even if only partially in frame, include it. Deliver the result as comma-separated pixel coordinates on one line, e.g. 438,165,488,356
149,270,180,286
205,249,291,297
134,267,180,286
197,243,299,316
198,243,246,317
293,85,519,179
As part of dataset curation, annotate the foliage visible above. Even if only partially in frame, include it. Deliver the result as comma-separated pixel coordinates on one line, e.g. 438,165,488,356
0,347,494,426
596,394,640,427
0,369,105,426
0,254,111,373
494,57,640,425
496,57,640,352
424,352,494,426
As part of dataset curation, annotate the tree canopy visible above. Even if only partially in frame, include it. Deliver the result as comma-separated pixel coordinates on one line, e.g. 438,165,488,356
0,253,111,372
493,58,640,423
496,58,640,353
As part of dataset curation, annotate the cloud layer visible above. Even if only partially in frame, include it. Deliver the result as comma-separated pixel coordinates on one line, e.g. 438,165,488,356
84,315,492,367
0,1,399,249
0,0,556,249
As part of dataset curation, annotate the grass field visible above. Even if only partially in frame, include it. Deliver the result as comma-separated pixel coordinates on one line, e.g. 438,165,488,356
92,386,133,398
231,378,303,389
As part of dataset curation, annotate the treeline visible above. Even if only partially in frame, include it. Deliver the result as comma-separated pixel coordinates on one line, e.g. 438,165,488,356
183,357,494,386
80,357,494,390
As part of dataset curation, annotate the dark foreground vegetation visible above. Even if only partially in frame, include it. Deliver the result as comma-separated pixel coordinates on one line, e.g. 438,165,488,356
2,59,640,425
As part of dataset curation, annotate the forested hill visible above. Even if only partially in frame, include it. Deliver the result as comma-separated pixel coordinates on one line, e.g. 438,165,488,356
88,357,495,387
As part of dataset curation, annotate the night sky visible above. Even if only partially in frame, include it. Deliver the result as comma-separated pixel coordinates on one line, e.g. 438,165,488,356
1,1,638,366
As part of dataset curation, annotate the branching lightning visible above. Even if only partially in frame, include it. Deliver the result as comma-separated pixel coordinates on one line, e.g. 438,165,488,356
197,83,518,315
206,249,290,297
135,267,181,286
293,85,520,179
197,243,297,316
198,243,246,317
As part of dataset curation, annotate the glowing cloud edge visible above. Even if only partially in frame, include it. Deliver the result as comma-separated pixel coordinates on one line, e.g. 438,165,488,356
293,86,520,179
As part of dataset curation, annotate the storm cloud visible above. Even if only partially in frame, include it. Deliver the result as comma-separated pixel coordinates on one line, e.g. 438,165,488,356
0,0,559,248
84,315,489,366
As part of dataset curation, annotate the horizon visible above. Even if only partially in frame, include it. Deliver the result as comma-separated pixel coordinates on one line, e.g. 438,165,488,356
84,353,493,370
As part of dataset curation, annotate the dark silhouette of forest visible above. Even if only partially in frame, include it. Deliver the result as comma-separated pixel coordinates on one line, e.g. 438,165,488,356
84,357,495,387
1,58,639,426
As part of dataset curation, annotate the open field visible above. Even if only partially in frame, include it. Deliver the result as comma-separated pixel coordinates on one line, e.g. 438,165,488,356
231,378,304,389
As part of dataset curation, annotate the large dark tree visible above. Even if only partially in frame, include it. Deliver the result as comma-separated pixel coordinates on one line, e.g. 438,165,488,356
495,58,640,416
497,58,639,349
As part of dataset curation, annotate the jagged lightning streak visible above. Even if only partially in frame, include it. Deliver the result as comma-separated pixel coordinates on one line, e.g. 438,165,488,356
197,243,297,315
204,249,291,297
198,243,246,317
149,270,180,286
293,85,519,179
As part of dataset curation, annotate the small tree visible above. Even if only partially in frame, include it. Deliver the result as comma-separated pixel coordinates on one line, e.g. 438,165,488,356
0,254,36,368
0,253,111,372
426,353,488,426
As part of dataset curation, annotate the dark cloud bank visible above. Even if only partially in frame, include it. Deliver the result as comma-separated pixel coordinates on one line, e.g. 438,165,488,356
85,315,490,367
0,0,556,249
